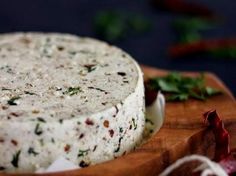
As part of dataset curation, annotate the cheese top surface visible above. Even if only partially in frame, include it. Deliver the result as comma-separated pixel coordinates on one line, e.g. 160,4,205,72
0,33,140,121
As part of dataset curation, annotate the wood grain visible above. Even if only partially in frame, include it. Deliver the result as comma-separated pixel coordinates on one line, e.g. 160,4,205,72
2,65,236,176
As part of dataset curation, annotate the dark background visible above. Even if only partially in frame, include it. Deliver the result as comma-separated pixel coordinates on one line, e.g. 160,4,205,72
0,0,236,95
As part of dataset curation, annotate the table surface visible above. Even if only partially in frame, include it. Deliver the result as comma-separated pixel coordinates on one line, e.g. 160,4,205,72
0,0,236,94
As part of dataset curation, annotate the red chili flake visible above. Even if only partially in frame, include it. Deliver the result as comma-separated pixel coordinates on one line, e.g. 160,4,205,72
109,129,114,137
0,138,4,143
64,144,71,152
203,110,230,161
11,139,18,146
85,118,94,126
1,105,8,110
103,120,109,128
9,112,21,117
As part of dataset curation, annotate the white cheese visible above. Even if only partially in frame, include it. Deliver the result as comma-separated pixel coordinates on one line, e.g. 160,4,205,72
0,33,145,172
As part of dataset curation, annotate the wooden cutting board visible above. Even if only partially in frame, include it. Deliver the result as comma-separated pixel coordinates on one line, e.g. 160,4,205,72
3,65,236,176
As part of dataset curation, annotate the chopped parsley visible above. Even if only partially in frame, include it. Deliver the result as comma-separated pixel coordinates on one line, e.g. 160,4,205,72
11,150,21,168
24,91,37,95
147,72,221,101
132,118,137,130
63,86,81,96
7,96,21,105
84,64,97,72
28,147,39,156
78,149,90,157
34,123,43,135
37,117,46,123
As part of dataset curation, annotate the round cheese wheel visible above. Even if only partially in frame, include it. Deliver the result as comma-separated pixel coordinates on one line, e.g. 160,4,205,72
0,33,145,172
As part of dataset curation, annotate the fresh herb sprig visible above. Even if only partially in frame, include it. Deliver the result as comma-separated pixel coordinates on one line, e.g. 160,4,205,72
147,72,221,101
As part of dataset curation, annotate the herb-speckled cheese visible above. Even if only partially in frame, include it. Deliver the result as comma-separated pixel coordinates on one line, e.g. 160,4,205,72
0,33,145,172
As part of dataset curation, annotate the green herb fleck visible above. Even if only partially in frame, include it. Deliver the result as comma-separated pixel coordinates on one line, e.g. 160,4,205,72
147,72,221,101
78,149,90,157
59,119,63,124
28,147,39,156
64,87,81,96
24,91,37,95
114,137,123,153
145,118,154,125
84,64,97,73
132,118,137,130
37,117,46,123
11,150,21,168
2,87,12,91
119,127,123,133
34,123,43,135
7,96,21,106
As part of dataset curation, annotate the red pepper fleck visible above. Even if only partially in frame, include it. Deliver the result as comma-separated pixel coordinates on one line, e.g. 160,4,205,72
64,144,71,152
0,138,4,143
9,112,21,117
109,129,114,137
1,105,8,110
85,118,94,126
103,120,109,128
11,139,18,146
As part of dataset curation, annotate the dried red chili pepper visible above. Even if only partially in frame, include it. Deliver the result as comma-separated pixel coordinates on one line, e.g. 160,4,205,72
150,0,215,18
203,110,230,161
169,38,236,58
203,110,236,175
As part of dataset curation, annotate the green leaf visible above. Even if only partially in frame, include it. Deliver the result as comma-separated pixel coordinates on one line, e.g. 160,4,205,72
158,79,180,93
189,91,206,100
148,72,222,102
